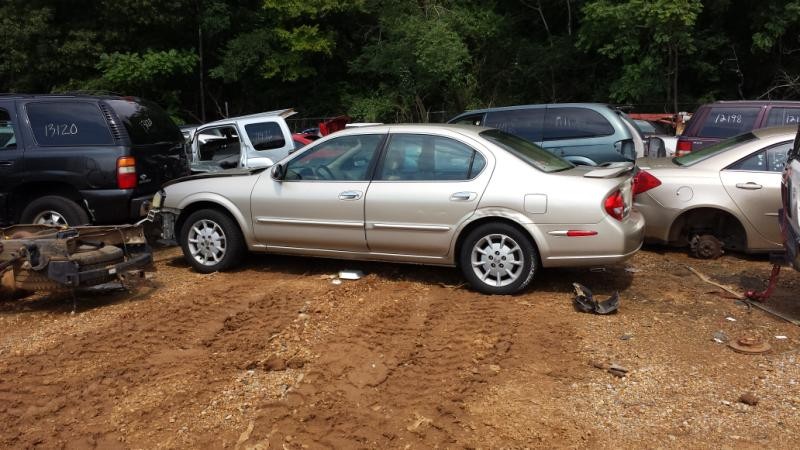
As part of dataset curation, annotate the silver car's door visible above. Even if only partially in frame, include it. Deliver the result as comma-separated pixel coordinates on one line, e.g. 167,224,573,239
364,133,493,256
720,141,792,246
251,134,385,252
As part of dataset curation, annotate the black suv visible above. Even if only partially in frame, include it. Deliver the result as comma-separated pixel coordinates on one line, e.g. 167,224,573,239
0,94,189,226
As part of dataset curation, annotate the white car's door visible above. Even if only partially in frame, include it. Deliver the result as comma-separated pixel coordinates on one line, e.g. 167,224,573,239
364,133,493,257
250,134,385,252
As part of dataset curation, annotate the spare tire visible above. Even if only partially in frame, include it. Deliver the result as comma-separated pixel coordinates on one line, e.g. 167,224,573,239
69,246,124,266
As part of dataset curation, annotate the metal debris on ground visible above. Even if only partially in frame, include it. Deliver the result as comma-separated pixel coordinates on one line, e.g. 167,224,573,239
624,267,641,273
338,269,364,280
712,331,728,344
330,279,342,285
607,364,629,378
685,265,745,299
725,317,737,322
728,334,772,354
573,283,619,315
775,335,788,340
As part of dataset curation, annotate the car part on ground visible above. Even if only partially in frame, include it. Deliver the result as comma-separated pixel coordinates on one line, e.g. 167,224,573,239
155,124,644,295
572,283,619,314
635,126,796,257
0,224,153,295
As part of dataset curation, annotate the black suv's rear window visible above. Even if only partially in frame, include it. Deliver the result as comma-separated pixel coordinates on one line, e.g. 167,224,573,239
698,107,760,139
106,99,182,145
27,102,114,146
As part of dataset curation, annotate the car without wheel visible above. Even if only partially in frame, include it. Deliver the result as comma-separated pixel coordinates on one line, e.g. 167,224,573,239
635,126,795,258
153,124,644,294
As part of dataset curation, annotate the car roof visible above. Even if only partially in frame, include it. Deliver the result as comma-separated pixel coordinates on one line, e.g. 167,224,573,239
201,109,297,128
752,125,799,139
453,103,614,116
704,100,800,107
0,93,141,101
328,123,492,138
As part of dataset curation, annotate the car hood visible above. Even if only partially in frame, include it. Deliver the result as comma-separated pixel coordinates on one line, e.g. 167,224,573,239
162,167,267,188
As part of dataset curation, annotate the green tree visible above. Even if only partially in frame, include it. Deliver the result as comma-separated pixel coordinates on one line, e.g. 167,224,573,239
579,0,703,112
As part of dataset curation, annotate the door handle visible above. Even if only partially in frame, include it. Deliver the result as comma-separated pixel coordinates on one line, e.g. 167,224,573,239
735,182,762,190
338,190,362,200
0,161,12,167
450,191,477,201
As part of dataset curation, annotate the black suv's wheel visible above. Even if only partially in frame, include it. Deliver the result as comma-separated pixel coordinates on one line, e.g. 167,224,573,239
20,195,89,226
459,223,538,295
179,209,246,273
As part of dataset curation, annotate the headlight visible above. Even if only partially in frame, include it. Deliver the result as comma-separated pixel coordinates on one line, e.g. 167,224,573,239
152,190,165,209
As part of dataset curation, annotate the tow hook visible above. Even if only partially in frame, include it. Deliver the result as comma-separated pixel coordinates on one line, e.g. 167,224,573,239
745,264,782,302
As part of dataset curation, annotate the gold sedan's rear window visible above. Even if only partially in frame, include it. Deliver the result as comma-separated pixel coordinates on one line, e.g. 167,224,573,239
481,129,573,173
674,132,757,166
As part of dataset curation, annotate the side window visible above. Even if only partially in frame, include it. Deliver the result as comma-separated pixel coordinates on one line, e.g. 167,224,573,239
450,113,484,126
244,122,286,151
729,141,792,172
285,134,383,181
0,108,16,149
196,126,241,163
698,107,760,139
377,134,485,181
484,108,545,142
765,108,800,127
27,102,114,146
542,107,614,141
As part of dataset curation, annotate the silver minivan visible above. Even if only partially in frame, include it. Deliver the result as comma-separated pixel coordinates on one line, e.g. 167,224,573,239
449,103,650,166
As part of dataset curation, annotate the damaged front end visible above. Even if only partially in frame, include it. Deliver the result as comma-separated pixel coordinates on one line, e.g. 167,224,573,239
0,224,153,295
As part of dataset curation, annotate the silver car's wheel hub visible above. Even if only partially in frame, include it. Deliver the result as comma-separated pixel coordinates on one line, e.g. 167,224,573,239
187,219,227,266
34,210,68,226
471,233,524,287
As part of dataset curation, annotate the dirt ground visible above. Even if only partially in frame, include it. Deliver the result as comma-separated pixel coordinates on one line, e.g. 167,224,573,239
2,245,800,449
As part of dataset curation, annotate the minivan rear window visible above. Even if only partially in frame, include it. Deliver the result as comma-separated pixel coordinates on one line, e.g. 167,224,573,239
106,99,182,146
697,107,759,139
766,108,800,127
481,129,573,173
543,107,615,141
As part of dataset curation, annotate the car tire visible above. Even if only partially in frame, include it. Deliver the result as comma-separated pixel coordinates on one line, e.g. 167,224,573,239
179,209,245,273
20,195,89,226
459,223,538,295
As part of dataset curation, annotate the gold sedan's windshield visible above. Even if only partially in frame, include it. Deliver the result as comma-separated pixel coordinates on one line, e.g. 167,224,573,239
480,129,573,173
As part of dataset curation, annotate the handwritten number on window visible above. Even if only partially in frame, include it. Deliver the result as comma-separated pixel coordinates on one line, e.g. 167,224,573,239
44,123,79,137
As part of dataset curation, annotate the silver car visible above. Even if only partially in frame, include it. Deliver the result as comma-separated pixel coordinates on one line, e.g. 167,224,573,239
154,124,644,294
635,126,795,258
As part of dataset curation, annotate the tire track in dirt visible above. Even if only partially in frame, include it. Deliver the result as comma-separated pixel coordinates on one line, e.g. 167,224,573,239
237,285,564,449
0,268,314,449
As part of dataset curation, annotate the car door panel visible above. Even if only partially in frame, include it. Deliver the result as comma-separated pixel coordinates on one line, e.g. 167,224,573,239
364,133,493,257
0,100,23,223
250,134,385,252
721,171,781,245
720,143,791,246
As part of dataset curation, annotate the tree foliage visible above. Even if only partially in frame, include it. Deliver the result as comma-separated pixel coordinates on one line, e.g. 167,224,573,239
1,0,799,123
